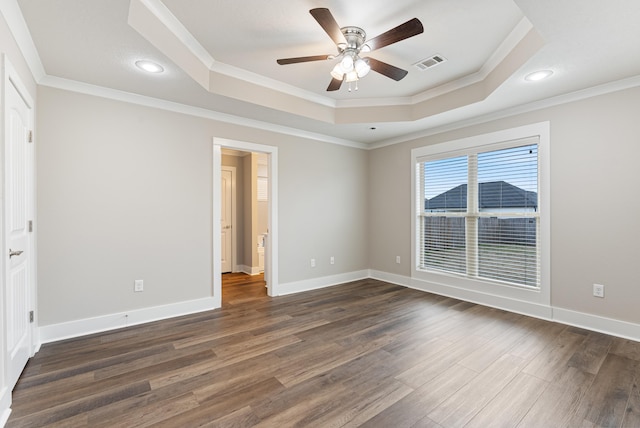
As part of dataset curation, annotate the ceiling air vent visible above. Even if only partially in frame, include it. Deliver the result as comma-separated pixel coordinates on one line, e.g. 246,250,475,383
414,54,447,71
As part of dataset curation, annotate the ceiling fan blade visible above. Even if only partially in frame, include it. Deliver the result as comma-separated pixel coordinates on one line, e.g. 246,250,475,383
366,18,424,51
327,77,343,91
367,57,409,81
310,8,347,46
277,55,332,65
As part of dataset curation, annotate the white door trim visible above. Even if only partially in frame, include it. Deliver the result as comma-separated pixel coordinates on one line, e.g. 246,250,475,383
213,138,278,307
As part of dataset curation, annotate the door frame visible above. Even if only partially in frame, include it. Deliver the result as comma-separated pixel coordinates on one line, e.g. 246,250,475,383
220,165,237,273
212,138,278,307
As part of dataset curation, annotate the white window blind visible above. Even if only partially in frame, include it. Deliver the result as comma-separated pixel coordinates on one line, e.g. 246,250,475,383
257,177,268,201
417,139,540,288
420,155,467,275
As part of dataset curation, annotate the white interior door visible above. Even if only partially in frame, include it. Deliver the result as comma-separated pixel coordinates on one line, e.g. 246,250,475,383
4,59,34,390
221,168,233,273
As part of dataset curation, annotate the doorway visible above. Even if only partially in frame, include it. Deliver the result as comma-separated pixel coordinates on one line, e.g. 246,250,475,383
213,138,278,308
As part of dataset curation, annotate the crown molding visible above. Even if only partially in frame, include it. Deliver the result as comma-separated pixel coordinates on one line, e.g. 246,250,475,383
134,0,335,108
368,74,640,150
8,0,639,153
138,0,214,68
328,17,534,110
210,61,336,108
40,72,640,153
129,0,542,124
39,75,366,150
0,0,46,81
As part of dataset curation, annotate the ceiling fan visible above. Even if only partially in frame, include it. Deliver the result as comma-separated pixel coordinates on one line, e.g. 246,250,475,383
277,8,424,92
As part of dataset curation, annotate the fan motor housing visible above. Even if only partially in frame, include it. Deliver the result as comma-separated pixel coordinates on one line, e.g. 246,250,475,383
339,26,366,52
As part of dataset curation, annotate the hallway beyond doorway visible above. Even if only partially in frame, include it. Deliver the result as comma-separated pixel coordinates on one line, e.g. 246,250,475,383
222,272,266,306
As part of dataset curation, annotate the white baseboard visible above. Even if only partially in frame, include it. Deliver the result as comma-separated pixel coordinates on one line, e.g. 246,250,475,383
237,265,262,276
369,269,640,342
37,270,367,345
368,270,411,287
553,307,640,342
275,270,369,296
408,276,554,320
0,410,9,428
39,297,217,344
34,270,640,349
0,386,11,428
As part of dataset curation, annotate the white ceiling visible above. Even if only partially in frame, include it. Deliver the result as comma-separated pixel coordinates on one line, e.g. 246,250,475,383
11,0,640,147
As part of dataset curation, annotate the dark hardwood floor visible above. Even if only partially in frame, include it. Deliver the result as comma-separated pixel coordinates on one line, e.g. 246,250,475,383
7,274,640,427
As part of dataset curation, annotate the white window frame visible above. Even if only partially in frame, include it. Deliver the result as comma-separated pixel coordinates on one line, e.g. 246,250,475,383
410,122,551,317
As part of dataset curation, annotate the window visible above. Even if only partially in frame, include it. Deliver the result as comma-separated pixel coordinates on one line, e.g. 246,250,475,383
411,123,550,313
418,139,539,288
257,154,268,202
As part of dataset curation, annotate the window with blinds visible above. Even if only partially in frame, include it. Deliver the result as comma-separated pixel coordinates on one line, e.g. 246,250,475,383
417,139,540,288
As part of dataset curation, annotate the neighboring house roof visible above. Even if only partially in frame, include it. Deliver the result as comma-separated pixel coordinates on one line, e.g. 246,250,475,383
425,181,537,210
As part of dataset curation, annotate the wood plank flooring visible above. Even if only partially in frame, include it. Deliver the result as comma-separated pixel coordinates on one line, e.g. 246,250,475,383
7,274,640,427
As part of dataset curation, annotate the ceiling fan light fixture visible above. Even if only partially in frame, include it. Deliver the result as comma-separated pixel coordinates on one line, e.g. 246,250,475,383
340,54,354,72
354,58,370,77
330,64,345,80
345,70,359,83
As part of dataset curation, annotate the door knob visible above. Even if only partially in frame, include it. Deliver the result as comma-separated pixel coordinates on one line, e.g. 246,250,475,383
9,249,23,258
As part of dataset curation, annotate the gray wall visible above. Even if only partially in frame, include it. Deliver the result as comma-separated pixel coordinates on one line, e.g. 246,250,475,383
31,51,640,331
369,85,640,325
280,138,369,279
36,86,369,326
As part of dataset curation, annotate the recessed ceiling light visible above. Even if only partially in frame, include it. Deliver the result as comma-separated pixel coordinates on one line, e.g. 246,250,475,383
135,60,164,73
525,70,553,82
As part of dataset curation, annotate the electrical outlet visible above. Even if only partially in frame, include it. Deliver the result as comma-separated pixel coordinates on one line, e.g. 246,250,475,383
310,258,316,268
593,283,604,298
134,279,144,292
330,256,335,265
396,256,401,264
